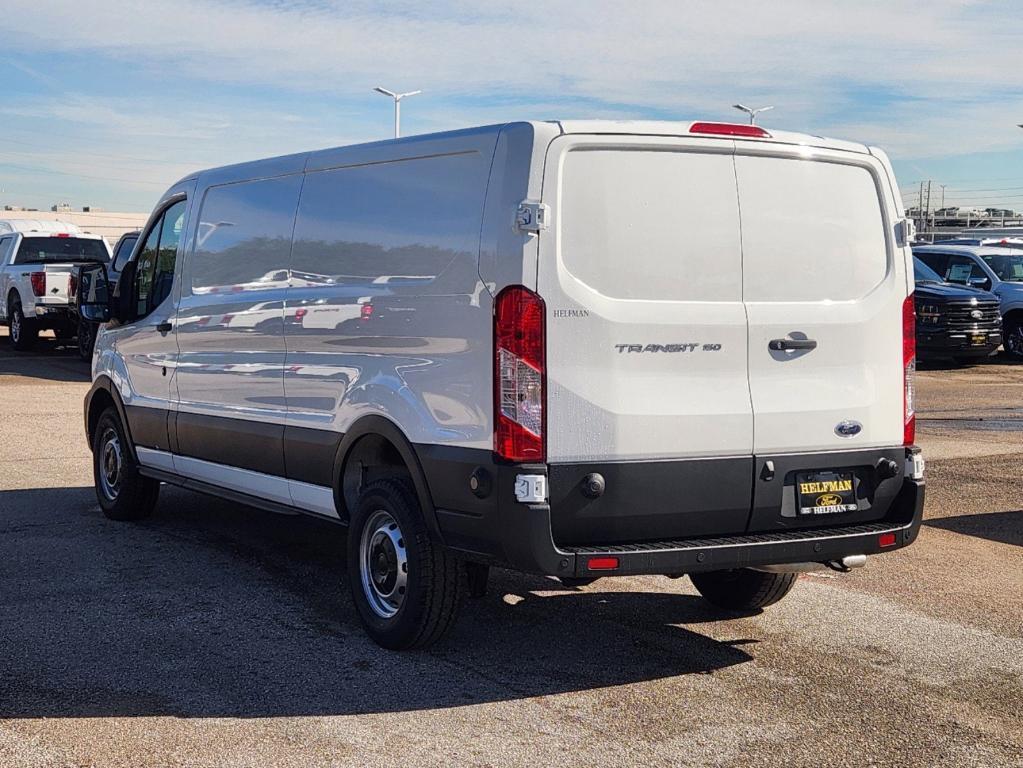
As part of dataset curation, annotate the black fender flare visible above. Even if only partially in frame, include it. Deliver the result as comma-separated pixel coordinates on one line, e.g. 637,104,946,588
84,375,138,461
331,415,444,542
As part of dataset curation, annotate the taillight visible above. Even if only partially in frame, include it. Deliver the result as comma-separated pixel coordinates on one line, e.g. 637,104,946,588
360,303,373,321
903,294,916,446
690,122,771,138
30,272,46,297
494,286,545,462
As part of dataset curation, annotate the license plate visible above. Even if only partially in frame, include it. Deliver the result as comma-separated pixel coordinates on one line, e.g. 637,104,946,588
797,471,857,515
971,334,987,345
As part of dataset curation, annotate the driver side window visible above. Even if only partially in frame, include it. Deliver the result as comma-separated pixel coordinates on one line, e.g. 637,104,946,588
133,200,186,320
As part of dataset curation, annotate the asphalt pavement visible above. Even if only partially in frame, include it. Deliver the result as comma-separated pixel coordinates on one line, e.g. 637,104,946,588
0,331,1020,767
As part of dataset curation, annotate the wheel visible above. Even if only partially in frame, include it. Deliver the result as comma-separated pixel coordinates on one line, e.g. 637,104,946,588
91,406,159,521
1003,318,1023,359
78,319,97,361
8,299,37,351
690,569,797,611
347,479,466,649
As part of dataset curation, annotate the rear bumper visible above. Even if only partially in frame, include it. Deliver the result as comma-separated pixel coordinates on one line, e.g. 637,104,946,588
426,445,925,578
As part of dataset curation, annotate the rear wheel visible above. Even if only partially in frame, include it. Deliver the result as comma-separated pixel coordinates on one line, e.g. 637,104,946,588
92,406,159,521
690,569,797,611
347,479,466,649
9,300,37,351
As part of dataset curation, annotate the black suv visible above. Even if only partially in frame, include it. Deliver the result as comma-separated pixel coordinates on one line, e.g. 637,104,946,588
914,256,1001,362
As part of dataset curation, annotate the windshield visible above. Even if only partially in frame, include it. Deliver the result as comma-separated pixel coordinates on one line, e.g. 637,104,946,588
913,257,944,284
980,253,1023,282
14,236,109,265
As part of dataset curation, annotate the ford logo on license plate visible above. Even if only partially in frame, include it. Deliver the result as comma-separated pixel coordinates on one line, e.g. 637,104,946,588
835,420,862,438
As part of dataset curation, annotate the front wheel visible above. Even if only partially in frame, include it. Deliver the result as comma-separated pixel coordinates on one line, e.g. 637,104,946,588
690,569,797,611
347,479,466,649
9,300,37,351
92,406,160,521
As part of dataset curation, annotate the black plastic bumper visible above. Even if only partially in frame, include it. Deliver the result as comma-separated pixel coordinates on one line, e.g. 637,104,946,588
427,446,925,579
918,331,1001,358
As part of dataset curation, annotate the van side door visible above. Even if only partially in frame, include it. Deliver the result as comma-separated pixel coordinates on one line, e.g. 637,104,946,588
171,175,302,503
104,193,191,468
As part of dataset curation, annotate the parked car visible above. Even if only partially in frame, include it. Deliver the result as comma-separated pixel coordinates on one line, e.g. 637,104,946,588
79,120,925,649
914,243,1023,357
0,220,111,350
74,230,139,360
912,257,1001,363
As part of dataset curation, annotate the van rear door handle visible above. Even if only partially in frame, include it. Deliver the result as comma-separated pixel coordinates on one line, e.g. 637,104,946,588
156,322,173,334
769,338,817,351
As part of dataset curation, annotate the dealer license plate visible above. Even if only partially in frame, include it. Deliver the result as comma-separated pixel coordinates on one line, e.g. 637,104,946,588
797,471,858,516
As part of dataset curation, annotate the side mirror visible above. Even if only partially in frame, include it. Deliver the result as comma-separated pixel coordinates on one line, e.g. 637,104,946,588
968,275,992,291
76,263,112,323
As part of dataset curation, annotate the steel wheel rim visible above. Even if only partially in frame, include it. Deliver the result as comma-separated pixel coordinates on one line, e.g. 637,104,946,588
359,509,408,619
10,310,20,343
98,427,123,501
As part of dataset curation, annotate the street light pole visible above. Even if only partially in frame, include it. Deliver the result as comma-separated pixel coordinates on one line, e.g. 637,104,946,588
374,86,422,138
733,103,774,125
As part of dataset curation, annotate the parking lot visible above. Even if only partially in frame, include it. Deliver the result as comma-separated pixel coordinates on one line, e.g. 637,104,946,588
0,330,1020,768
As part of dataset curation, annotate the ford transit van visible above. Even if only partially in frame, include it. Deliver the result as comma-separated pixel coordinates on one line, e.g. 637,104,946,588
80,120,925,649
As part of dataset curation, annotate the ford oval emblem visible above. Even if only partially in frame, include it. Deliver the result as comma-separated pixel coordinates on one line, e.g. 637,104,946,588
835,420,862,438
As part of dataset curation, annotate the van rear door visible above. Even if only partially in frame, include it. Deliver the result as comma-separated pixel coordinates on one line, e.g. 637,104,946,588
537,136,754,545
734,146,907,531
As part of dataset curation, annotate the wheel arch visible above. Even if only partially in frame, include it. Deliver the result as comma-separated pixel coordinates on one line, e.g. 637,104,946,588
84,375,137,460
332,415,443,542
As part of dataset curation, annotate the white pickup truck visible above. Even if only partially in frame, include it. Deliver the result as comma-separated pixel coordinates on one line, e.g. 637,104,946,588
0,220,111,351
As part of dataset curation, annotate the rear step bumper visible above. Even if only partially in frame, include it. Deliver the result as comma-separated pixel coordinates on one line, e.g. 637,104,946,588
498,477,923,578
429,446,925,578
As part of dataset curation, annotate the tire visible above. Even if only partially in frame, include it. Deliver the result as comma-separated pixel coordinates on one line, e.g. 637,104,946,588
78,319,97,362
91,406,159,521
347,479,466,650
690,569,797,611
1003,318,1023,359
9,299,37,351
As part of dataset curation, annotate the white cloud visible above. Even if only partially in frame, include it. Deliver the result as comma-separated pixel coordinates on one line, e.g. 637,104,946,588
1,0,1021,208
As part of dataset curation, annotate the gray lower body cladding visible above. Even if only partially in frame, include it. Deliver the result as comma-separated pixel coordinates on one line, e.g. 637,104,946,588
99,396,923,579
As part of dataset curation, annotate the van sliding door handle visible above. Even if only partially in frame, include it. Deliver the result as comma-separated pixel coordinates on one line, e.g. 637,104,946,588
769,338,817,351
155,322,173,334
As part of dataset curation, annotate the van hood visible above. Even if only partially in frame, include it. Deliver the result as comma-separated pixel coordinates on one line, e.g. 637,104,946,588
914,281,997,301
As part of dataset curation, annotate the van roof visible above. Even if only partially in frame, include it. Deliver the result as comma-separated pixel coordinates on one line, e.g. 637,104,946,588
0,219,86,236
552,120,870,154
177,119,874,190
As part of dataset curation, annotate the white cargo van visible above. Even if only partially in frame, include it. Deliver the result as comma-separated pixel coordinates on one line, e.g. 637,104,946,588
80,120,925,649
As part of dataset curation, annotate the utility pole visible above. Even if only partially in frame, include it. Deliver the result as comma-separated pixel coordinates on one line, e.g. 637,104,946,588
918,181,925,232
940,184,946,210
925,180,932,234
373,86,422,138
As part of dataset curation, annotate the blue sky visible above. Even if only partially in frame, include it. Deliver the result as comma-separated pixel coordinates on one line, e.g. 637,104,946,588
1,0,1022,213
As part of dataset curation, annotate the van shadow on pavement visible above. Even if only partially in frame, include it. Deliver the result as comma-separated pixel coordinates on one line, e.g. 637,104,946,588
0,485,754,719
925,509,1023,547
